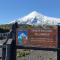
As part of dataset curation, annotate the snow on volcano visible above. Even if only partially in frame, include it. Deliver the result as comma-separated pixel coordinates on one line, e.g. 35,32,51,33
9,11,60,26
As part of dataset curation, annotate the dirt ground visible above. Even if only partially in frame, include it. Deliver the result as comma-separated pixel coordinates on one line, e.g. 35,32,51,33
16,49,57,60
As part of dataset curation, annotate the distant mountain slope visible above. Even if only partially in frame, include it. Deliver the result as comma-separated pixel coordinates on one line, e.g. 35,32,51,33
9,11,60,26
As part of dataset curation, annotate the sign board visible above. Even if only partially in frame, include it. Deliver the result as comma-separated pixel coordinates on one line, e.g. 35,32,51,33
16,26,57,48
17,30,28,45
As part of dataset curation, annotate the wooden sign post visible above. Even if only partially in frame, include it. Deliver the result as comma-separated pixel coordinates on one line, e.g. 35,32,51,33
15,23,60,60
57,25,60,60
11,22,18,60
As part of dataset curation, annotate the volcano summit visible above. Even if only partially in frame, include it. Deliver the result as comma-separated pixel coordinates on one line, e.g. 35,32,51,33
9,11,60,26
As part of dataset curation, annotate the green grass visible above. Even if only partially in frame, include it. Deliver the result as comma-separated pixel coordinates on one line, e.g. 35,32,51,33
16,49,30,57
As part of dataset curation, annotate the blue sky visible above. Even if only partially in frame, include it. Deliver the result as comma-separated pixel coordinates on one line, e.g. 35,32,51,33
0,0,60,24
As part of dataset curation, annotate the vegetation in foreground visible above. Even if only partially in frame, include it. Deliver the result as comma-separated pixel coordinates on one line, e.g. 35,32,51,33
16,49,30,57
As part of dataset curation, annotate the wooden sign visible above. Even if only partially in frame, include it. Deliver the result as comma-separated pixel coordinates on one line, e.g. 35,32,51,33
28,27,57,48
16,26,57,48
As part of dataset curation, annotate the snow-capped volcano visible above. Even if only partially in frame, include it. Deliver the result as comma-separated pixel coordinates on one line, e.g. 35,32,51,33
9,11,60,25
